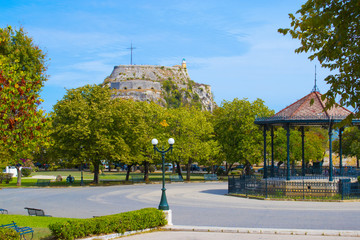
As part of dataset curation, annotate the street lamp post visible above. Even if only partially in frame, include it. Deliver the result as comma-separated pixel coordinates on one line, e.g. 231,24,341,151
152,138,174,210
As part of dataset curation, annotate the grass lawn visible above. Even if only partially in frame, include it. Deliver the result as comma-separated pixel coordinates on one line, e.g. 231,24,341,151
0,214,74,240
0,170,227,188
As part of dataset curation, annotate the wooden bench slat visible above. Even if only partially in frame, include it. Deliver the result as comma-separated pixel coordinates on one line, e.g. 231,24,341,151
25,207,52,217
36,179,51,186
0,208,8,214
0,221,34,238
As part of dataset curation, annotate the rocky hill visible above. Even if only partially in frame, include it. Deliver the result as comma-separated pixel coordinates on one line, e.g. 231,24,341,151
103,60,215,111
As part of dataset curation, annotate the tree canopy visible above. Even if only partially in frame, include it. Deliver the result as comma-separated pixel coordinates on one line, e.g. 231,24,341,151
278,0,360,121
0,26,50,185
333,127,360,168
52,84,131,183
213,98,274,170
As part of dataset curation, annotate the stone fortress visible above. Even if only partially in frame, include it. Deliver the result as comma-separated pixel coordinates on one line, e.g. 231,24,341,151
103,59,215,111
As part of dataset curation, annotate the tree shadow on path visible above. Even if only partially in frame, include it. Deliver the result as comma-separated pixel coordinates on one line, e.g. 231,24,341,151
200,189,228,195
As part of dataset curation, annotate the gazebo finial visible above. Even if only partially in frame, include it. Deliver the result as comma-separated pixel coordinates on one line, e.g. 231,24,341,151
312,65,320,93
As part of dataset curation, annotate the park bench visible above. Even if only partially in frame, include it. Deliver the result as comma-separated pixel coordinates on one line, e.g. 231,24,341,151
0,208,8,214
131,175,145,183
24,207,52,217
204,174,218,181
0,221,34,240
35,179,50,187
170,174,183,182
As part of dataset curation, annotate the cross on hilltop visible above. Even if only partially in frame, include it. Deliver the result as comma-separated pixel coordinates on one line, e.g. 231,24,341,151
127,43,136,65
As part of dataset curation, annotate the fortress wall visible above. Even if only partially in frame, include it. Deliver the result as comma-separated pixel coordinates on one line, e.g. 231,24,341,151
110,80,161,91
109,65,190,83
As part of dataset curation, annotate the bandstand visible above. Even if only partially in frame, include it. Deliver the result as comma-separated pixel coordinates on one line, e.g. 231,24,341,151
254,86,360,182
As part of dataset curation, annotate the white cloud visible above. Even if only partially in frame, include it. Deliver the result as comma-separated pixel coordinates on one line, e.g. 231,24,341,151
184,23,331,111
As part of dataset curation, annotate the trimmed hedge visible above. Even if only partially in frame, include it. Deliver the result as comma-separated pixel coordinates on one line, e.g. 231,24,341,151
0,227,20,240
49,208,166,240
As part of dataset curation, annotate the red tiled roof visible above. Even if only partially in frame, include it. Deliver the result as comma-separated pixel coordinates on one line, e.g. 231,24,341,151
273,91,352,118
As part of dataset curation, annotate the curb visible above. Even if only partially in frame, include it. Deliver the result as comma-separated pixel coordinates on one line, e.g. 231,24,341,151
79,228,156,240
162,225,360,237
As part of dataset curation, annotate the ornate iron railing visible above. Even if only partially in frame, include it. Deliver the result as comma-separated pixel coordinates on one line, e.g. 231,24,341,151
228,176,360,200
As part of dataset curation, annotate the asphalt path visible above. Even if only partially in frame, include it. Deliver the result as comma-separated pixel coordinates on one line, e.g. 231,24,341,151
1,182,359,231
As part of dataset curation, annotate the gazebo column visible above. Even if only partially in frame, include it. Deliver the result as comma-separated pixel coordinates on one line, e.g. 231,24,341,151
271,126,275,178
301,126,305,177
339,127,344,176
329,123,333,181
286,124,290,181
263,125,268,179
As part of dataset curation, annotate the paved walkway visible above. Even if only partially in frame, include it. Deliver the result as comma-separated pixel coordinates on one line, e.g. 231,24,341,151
1,182,360,239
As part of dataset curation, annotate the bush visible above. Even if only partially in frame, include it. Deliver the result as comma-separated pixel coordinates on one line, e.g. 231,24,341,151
49,164,60,171
0,227,19,240
0,173,4,183
216,167,225,176
49,208,166,240
149,165,155,173
3,173,13,183
21,167,32,177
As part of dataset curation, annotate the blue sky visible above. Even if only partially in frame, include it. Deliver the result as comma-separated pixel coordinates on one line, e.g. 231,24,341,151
0,0,331,113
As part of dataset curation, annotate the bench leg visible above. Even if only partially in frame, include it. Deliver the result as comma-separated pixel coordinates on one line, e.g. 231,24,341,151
21,232,33,240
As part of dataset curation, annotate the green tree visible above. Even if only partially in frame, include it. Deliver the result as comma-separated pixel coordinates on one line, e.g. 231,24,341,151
166,107,214,180
214,98,274,172
136,101,168,181
278,0,360,121
112,100,165,181
273,127,327,171
0,26,50,185
333,127,360,168
52,85,130,184
213,98,274,172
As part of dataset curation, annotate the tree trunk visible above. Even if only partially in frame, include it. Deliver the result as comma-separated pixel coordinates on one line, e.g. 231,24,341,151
172,161,176,174
93,162,100,184
16,167,21,186
225,163,233,175
245,160,252,175
186,159,192,181
357,157,359,168
176,161,183,179
126,164,133,181
144,161,149,182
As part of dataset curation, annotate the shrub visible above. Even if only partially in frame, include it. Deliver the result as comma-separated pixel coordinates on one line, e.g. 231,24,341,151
49,208,166,240
216,167,225,176
0,227,19,240
0,173,4,183
49,164,60,171
3,173,13,183
149,165,155,173
21,167,32,177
